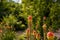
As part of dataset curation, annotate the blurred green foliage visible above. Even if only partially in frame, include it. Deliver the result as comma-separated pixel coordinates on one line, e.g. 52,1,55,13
0,0,60,38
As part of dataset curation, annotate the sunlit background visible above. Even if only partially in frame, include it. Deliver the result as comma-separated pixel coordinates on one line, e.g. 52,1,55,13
7,0,22,3
13,0,22,3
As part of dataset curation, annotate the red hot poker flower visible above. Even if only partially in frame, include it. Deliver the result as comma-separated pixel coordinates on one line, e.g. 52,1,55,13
28,15,32,21
33,30,37,37
26,28,30,36
42,24,47,31
43,16,46,20
0,29,2,33
36,33,40,39
47,32,54,39
28,15,32,27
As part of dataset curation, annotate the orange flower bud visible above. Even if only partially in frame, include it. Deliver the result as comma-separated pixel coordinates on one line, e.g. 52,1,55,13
0,29,2,33
28,15,32,28
42,24,47,31
43,16,46,20
32,30,37,37
26,28,30,37
47,32,54,40
36,33,40,39
28,15,32,21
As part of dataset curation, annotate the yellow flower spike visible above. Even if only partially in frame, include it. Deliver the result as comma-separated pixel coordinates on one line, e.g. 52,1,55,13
42,24,47,31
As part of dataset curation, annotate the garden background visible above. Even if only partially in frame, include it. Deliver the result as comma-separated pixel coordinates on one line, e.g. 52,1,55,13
0,0,60,40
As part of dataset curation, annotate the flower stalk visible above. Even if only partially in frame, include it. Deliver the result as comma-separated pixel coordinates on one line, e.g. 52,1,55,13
27,15,32,40
42,24,47,40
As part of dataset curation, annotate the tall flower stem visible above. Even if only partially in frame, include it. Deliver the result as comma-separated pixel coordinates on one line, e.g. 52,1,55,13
44,31,47,40
42,24,47,40
28,15,32,40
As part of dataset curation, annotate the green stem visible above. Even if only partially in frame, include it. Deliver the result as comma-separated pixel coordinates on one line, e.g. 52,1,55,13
44,31,47,40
